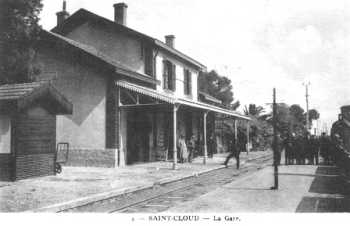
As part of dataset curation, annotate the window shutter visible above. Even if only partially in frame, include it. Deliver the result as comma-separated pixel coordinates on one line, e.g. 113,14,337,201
188,71,192,95
172,64,176,91
183,68,187,94
140,42,144,59
163,60,167,89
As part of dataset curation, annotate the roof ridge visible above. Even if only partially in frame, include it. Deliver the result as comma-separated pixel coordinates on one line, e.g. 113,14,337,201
0,81,46,88
52,8,206,69
45,30,154,81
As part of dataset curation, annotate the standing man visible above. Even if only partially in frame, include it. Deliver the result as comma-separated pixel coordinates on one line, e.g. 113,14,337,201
223,131,245,170
208,134,216,158
284,133,293,165
320,132,331,165
187,134,196,163
300,135,308,165
309,135,319,165
275,133,283,165
290,133,297,165
305,134,313,164
295,135,302,165
236,131,247,169
223,139,235,167
177,135,188,163
223,138,240,169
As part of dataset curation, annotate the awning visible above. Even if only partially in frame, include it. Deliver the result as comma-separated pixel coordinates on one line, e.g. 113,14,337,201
116,80,176,104
198,91,222,104
116,80,250,120
0,82,73,115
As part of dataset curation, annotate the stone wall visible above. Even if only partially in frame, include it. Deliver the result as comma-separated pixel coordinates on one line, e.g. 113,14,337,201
64,149,116,168
0,154,12,181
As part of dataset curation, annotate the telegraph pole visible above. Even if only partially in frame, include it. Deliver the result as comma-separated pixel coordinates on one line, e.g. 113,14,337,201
271,88,279,190
303,82,310,132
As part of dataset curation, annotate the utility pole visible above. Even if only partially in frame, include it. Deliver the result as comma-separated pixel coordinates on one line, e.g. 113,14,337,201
303,82,310,132
271,88,278,190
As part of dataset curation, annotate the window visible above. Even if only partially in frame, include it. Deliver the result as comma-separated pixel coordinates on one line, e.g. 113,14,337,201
184,69,192,95
163,60,176,91
144,46,154,76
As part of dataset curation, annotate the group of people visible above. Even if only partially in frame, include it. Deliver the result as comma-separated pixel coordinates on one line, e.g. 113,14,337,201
177,134,197,163
177,130,335,168
177,132,244,166
283,132,334,165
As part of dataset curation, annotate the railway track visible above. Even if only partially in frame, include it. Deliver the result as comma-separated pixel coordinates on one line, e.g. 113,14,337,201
61,154,272,213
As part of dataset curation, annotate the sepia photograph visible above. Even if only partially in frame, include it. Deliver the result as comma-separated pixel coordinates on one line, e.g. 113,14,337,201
0,0,350,224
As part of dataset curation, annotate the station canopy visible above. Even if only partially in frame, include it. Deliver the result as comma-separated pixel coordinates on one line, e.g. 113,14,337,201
116,80,250,120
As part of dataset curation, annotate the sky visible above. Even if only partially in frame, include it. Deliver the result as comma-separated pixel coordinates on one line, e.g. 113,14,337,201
40,0,350,133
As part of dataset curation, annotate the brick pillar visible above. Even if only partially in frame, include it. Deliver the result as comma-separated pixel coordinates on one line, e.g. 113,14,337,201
106,80,120,167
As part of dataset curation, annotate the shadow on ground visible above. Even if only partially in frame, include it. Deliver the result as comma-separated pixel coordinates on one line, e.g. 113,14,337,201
296,166,350,212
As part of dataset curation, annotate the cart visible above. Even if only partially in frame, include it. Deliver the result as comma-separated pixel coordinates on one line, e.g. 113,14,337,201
55,142,69,174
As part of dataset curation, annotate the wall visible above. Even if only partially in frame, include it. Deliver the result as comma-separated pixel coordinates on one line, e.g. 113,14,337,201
15,154,55,180
0,154,12,181
64,149,115,167
16,107,55,155
119,109,127,166
15,106,56,180
0,115,11,154
155,52,199,101
38,47,107,151
66,22,145,74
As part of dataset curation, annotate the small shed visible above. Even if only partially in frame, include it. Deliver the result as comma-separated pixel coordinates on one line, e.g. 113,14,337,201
0,82,72,181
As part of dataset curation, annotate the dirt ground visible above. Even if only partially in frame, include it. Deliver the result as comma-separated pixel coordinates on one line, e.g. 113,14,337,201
0,151,270,212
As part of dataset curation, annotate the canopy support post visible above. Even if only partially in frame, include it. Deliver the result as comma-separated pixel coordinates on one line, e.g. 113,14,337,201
172,104,179,170
247,121,250,155
203,111,208,165
234,119,238,145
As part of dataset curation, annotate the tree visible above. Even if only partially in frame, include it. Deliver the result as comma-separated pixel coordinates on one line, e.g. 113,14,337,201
245,104,272,151
289,104,305,124
246,102,320,151
0,0,43,84
198,70,240,110
244,104,265,117
288,104,307,135
264,103,306,136
307,109,320,123
275,103,293,136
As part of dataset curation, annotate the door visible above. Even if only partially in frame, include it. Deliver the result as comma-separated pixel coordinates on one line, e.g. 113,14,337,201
127,110,151,164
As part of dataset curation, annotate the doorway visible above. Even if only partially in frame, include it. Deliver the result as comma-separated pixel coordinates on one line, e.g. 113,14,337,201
126,110,151,164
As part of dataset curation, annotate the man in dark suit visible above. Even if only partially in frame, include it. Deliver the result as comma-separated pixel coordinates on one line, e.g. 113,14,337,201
320,132,331,165
223,132,246,169
223,139,238,169
284,133,293,165
309,135,319,165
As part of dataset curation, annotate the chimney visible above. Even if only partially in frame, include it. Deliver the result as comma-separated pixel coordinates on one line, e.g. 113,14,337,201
113,3,128,26
56,0,70,26
165,35,175,48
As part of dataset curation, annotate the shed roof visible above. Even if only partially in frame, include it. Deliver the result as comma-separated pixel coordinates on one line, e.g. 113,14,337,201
0,82,73,115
